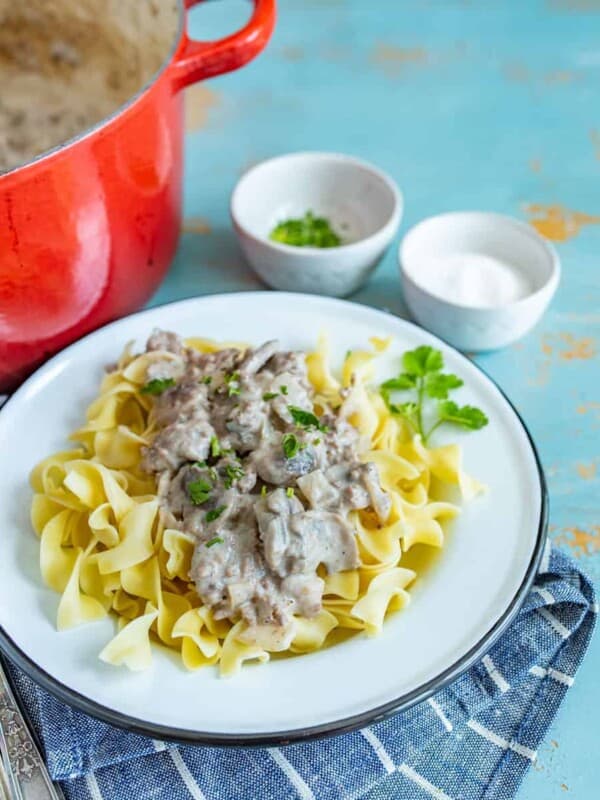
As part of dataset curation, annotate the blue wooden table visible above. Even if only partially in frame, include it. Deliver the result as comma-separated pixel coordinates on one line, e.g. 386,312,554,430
152,1,599,796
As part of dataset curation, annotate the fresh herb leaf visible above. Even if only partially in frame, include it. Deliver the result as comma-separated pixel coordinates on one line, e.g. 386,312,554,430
424,372,463,399
205,536,223,548
282,433,300,459
263,391,279,401
205,505,226,523
140,377,175,395
286,487,295,498
194,461,207,469
188,479,212,505
396,401,419,418
224,463,244,488
288,405,329,432
402,345,444,377
280,385,288,396
380,346,488,443
438,401,489,430
381,374,417,391
210,436,221,458
313,437,321,446
201,375,212,385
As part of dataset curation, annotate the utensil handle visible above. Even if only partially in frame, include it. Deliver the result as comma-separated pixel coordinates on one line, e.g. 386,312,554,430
0,662,64,800
170,0,276,91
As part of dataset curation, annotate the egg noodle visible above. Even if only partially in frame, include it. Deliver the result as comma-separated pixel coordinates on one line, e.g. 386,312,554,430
30,335,483,676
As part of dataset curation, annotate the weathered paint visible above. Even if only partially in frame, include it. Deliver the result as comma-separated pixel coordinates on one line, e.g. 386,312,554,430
184,84,219,132
151,2,600,797
181,217,212,235
524,204,600,242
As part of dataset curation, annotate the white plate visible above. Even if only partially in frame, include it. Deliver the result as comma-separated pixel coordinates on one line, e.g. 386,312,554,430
0,293,546,744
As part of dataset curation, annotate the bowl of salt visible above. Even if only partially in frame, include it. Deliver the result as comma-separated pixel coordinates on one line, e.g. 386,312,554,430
398,211,561,352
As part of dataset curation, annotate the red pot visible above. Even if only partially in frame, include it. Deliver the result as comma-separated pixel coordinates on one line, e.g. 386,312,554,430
0,0,275,392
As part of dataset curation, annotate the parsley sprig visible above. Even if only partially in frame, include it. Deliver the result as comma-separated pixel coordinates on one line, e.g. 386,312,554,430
380,346,488,444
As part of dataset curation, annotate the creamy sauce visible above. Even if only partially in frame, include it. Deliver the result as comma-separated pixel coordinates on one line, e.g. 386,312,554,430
139,331,390,650
415,252,533,308
0,0,178,173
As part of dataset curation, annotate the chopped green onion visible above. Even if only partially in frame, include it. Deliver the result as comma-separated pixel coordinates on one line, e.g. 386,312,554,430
224,463,244,488
140,377,175,395
286,487,295,498
202,376,212,385
188,479,212,505
263,392,279,401
288,405,329,432
280,385,288,395
261,485,268,496
282,433,300,459
205,536,223,548
210,436,221,458
313,437,321,446
205,505,227,523
270,212,342,248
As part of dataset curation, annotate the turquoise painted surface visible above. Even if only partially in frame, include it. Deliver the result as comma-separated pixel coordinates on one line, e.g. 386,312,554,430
152,1,599,796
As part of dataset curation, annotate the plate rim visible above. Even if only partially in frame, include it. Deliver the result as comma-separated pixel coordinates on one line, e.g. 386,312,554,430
0,292,548,746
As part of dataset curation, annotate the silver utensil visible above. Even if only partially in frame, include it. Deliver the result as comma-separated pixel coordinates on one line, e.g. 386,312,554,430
0,661,64,800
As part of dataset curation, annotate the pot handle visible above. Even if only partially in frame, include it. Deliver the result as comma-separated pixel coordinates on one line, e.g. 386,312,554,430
171,0,276,91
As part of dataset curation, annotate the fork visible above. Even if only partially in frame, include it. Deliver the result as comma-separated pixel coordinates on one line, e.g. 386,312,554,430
0,661,64,800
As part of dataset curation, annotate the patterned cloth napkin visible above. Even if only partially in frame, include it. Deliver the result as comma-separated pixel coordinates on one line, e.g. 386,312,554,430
6,544,596,800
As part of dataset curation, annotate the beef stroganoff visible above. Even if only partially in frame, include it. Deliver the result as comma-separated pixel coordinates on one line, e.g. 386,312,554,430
30,332,485,676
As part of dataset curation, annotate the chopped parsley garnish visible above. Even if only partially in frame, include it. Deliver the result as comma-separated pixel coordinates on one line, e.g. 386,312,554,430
206,505,226,523
280,385,288,396
380,345,488,444
224,371,241,397
263,391,279,401
288,405,329,433
140,377,175,395
270,211,342,248
282,433,300,459
201,376,212,385
188,478,212,505
286,487,295,498
205,536,223,548
210,436,221,458
313,437,321,446
224,463,244,488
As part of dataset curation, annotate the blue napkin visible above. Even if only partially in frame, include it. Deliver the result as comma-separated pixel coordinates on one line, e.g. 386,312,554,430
7,544,596,800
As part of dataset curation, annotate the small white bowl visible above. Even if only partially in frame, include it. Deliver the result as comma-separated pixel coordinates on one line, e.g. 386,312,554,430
399,212,561,352
231,152,402,297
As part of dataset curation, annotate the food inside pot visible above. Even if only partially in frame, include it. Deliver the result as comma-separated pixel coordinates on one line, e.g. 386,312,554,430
0,0,178,173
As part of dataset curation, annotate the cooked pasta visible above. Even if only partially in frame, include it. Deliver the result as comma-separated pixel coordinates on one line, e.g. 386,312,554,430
30,333,483,676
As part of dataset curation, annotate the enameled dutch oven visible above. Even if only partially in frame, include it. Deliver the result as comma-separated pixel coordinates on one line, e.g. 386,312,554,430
0,0,275,392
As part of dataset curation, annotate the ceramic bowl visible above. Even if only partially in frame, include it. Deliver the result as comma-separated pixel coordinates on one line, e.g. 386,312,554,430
398,212,561,352
231,152,402,296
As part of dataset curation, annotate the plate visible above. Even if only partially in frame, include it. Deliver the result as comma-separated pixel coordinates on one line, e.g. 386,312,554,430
0,293,547,744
